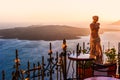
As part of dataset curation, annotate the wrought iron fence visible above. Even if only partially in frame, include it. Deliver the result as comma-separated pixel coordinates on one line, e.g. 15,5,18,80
1,40,120,80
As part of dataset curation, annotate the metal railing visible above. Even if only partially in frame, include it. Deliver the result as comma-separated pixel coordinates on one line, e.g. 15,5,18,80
1,40,120,80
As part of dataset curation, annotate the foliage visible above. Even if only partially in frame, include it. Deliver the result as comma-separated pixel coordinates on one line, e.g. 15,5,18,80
82,49,87,54
105,48,117,63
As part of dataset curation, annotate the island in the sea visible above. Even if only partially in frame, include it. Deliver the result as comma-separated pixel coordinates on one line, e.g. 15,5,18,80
0,25,119,41
111,20,120,25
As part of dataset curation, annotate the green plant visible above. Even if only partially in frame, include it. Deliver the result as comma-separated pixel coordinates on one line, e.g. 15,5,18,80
82,49,87,54
105,48,117,63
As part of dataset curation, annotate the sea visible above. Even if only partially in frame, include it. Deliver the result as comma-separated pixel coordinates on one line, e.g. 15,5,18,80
0,25,120,79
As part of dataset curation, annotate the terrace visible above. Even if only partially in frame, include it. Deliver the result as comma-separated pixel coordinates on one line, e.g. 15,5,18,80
1,39,120,80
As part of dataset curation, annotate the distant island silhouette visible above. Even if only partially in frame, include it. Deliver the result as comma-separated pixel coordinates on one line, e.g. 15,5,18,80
0,25,119,41
111,20,120,25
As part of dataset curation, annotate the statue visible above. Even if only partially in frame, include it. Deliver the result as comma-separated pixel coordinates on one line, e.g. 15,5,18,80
89,16,103,64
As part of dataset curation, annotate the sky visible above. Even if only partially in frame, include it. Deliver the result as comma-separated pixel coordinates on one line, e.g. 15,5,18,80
0,0,120,27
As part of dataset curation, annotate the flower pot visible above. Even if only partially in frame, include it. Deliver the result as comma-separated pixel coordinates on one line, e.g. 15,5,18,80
108,63,117,76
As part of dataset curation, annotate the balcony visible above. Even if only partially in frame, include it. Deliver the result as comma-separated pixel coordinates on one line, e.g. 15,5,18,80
1,39,120,80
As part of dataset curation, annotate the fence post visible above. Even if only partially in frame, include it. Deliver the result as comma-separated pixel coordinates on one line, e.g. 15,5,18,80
118,42,120,78
42,56,44,80
76,43,81,79
108,42,110,49
14,49,20,80
49,42,53,80
62,39,67,80
58,53,63,80
56,52,59,80
27,61,30,79
83,42,85,50
33,63,36,80
38,62,40,80
2,70,5,80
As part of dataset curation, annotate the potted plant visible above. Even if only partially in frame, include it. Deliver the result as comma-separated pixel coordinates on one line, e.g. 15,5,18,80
104,48,117,76
105,48,117,64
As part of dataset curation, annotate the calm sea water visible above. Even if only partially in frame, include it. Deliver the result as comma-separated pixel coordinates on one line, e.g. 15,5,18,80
0,31,120,79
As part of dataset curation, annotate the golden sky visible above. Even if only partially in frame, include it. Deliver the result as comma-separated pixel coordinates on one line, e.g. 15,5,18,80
0,0,120,25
